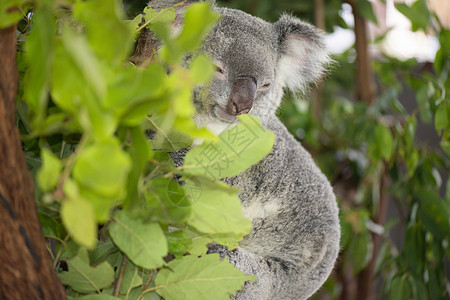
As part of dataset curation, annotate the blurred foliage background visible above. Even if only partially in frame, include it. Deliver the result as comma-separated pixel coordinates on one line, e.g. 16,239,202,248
9,0,449,298
212,0,450,299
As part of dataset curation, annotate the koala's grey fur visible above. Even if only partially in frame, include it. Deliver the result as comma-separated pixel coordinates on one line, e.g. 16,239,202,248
149,1,340,299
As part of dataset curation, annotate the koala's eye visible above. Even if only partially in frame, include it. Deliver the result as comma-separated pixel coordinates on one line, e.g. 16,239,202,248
215,65,225,75
261,82,271,89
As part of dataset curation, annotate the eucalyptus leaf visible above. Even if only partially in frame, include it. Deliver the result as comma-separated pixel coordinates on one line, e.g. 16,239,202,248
154,254,256,300
119,261,143,295
144,177,192,223
23,4,55,122
395,1,429,32
58,248,115,293
389,275,411,300
73,0,134,65
73,138,131,200
190,54,215,83
374,123,393,161
37,148,62,192
356,0,378,25
435,103,449,133
125,126,153,209
109,210,168,269
61,180,97,249
0,0,24,28
186,179,252,236
184,114,274,180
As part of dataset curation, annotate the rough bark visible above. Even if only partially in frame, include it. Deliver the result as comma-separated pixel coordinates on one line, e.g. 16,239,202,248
0,25,66,300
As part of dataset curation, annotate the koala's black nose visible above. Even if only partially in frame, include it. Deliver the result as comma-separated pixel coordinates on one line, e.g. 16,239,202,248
227,77,257,115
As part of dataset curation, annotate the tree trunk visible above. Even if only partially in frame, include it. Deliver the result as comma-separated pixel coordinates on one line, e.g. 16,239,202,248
348,0,376,105
0,24,66,300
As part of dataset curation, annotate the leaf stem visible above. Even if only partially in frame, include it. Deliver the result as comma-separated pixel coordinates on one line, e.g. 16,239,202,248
113,254,129,297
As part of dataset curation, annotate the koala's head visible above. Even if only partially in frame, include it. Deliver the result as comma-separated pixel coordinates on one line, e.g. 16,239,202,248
150,0,331,133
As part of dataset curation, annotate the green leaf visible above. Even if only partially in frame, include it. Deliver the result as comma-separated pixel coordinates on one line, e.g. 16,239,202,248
124,126,152,209
389,275,411,300
175,2,220,52
23,4,55,123
356,0,378,25
0,0,24,28
435,103,449,133
141,6,176,27
167,230,192,258
144,177,192,223
73,0,134,65
186,228,241,256
154,254,256,300
76,295,120,300
60,24,107,102
51,32,116,140
416,84,433,124
184,114,274,180
403,225,424,278
37,148,62,192
61,180,97,249
441,139,450,156
159,2,220,63
119,262,143,295
88,239,117,266
38,212,65,238
73,138,131,200
395,1,430,32
190,54,215,83
106,64,167,118
109,210,168,269
186,179,252,236
416,188,450,240
58,248,115,293
375,123,393,161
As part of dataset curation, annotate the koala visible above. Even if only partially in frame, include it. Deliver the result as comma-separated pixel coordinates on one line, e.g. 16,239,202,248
148,1,340,299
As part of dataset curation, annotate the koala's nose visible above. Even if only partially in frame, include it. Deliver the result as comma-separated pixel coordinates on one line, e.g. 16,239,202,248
227,77,257,116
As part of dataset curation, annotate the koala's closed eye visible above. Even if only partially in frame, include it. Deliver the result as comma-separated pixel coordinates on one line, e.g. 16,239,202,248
260,82,271,89
214,63,226,79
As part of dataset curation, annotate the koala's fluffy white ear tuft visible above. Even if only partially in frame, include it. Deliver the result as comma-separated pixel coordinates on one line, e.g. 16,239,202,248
275,14,331,92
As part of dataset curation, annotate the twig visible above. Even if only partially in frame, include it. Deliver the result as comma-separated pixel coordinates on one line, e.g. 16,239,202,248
113,255,129,297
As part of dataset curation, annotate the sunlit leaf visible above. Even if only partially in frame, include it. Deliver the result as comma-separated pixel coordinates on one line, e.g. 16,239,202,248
73,138,131,200
61,180,97,249
23,4,55,122
37,148,62,192
74,0,134,65
190,54,215,83
184,114,274,180
0,0,24,28
186,180,252,236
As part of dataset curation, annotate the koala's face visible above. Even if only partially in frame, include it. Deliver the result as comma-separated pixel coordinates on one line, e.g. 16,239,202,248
194,9,279,128
189,6,330,133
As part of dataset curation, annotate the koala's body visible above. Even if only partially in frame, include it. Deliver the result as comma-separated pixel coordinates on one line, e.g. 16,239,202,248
149,1,340,299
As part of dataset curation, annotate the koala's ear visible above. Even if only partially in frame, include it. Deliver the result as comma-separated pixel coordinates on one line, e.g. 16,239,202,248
274,14,331,92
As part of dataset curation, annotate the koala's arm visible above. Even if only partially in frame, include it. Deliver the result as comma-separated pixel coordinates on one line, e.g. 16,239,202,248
209,117,340,300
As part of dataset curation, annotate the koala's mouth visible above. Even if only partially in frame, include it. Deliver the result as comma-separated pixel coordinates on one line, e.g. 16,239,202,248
213,105,239,123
